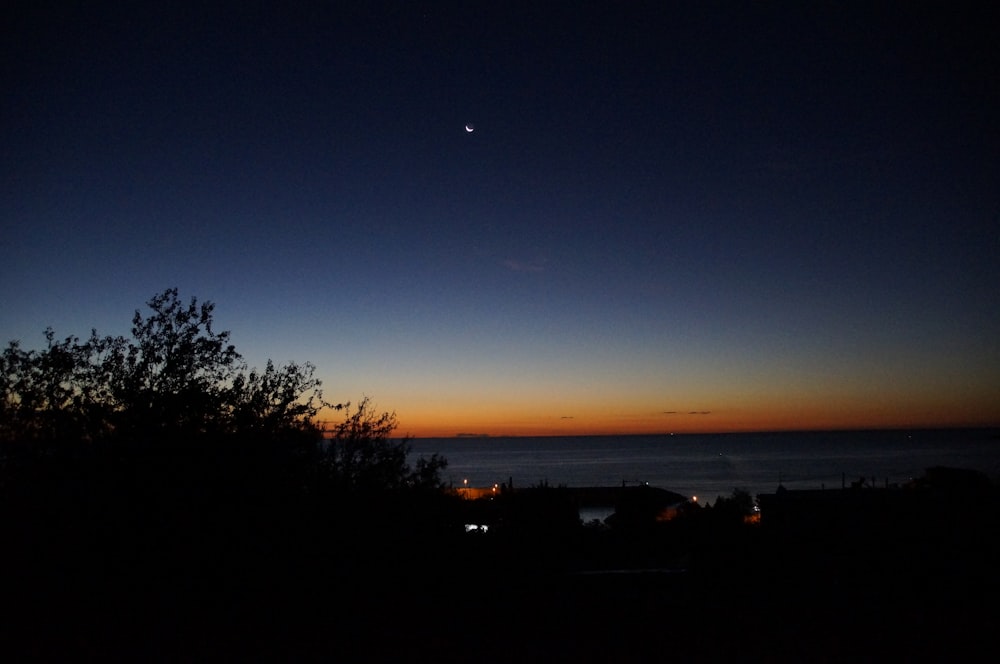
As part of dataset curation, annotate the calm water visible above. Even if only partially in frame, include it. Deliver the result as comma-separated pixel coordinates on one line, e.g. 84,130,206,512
409,428,1000,504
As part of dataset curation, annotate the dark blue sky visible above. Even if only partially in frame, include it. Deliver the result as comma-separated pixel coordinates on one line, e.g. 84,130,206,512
3,2,998,434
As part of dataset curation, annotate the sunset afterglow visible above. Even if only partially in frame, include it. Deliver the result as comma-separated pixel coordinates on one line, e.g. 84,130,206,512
3,4,997,438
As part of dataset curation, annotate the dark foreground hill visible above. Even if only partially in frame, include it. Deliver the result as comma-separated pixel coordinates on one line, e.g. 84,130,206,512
3,471,997,662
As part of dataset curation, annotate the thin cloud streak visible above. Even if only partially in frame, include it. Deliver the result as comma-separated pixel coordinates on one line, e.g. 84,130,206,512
502,258,547,273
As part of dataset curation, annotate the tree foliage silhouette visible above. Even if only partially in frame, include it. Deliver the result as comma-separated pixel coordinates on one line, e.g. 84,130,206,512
323,396,447,492
1,288,443,496
109,288,243,439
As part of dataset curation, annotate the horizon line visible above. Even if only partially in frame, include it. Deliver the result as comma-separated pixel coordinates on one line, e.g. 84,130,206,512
396,424,999,440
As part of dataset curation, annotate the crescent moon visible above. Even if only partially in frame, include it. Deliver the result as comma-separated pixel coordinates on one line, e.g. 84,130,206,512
465,124,474,133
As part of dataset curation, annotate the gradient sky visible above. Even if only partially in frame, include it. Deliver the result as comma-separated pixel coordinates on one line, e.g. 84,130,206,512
3,2,998,436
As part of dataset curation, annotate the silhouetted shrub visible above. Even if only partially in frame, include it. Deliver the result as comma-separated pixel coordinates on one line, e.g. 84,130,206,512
0,288,450,567
2,289,324,450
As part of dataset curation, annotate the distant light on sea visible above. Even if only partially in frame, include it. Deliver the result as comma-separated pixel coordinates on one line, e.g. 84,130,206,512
409,429,1000,504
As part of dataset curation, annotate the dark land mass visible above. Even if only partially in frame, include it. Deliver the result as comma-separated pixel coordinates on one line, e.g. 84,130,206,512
2,466,997,662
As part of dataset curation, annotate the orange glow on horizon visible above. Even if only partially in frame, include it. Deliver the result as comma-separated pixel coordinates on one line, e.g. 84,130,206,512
320,389,999,438
387,407,998,438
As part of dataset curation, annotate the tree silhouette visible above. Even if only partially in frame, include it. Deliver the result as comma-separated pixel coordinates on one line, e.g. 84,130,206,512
1,288,444,496
1,329,107,447
106,288,243,440
322,396,447,492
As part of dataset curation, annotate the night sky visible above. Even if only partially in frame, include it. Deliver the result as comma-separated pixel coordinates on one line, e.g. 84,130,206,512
3,2,998,436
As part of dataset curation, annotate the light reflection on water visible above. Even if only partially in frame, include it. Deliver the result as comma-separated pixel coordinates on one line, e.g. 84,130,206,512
578,506,617,524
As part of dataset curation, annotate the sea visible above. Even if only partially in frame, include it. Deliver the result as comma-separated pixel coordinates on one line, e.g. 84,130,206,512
408,428,1000,505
